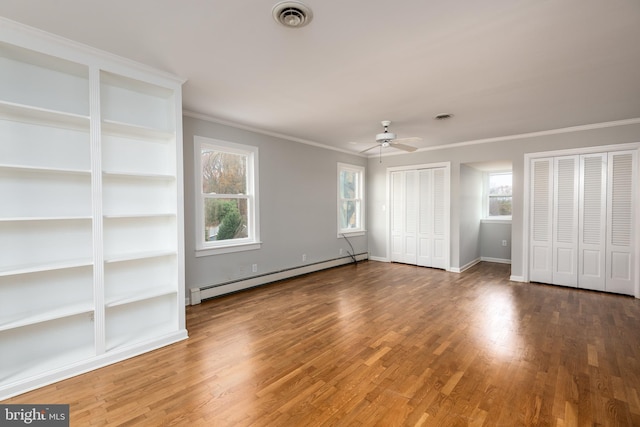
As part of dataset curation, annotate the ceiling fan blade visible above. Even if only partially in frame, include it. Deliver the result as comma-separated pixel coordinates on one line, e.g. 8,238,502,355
391,143,417,152
392,137,422,144
359,144,380,153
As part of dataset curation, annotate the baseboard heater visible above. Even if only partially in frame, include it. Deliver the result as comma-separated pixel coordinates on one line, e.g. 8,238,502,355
190,252,369,305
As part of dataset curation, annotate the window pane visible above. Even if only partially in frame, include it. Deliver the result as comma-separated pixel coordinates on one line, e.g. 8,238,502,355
339,200,360,229
489,196,512,216
204,198,248,241
489,173,512,196
340,170,357,199
201,149,247,194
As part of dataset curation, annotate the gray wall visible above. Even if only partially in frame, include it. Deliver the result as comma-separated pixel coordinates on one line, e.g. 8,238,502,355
183,115,367,295
480,222,511,261
367,122,640,278
459,164,482,268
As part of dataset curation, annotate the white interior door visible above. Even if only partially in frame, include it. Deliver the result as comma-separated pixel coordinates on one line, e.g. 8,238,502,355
579,153,607,291
390,166,449,269
390,171,405,263
404,170,418,265
552,156,579,287
431,168,447,269
417,169,433,267
530,158,554,284
606,150,636,294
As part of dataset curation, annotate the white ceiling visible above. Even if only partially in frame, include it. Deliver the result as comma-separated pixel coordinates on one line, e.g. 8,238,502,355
2,0,640,155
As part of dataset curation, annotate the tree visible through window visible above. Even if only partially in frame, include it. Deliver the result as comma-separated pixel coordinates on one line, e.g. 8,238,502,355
338,163,365,235
196,136,259,254
202,150,248,241
488,172,512,217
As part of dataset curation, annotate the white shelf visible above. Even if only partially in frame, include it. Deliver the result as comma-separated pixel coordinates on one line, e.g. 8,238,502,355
0,163,91,175
0,216,92,222
0,169,92,218
105,322,177,353
0,26,185,400
104,250,177,264
0,314,95,384
103,170,175,180
103,213,175,219
105,288,176,308
105,292,177,352
101,119,174,140
0,344,95,385
0,302,94,332
0,100,89,130
0,258,93,277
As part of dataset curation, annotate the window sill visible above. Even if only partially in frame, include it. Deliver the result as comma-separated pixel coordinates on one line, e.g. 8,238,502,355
338,230,366,238
196,241,262,257
481,217,512,224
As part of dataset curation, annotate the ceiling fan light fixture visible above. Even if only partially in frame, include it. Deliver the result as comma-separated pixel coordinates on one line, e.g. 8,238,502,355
272,1,313,28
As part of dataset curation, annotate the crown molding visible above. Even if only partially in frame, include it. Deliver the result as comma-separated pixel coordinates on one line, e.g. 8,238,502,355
183,110,366,157
376,117,640,158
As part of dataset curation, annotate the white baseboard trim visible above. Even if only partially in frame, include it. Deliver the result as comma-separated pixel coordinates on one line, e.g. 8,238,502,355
368,255,389,262
449,258,481,273
481,257,512,264
190,253,369,304
510,275,526,282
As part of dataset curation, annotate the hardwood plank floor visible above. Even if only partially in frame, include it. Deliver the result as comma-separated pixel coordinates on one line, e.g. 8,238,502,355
4,261,640,426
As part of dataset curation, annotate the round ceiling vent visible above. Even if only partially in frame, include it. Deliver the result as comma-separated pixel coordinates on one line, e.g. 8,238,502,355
272,1,313,28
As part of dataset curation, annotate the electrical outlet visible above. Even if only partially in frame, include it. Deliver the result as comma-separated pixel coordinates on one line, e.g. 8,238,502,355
339,248,344,255
252,264,257,273
302,254,307,262
502,240,508,247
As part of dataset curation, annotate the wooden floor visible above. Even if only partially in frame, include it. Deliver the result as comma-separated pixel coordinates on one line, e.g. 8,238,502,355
4,261,640,426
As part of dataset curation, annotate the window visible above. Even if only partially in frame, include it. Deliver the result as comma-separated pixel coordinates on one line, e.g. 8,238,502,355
487,172,512,218
195,136,260,255
338,163,365,236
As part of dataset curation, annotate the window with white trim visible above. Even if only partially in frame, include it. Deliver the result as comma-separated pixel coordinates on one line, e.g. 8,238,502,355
486,171,512,218
338,163,365,236
195,136,260,255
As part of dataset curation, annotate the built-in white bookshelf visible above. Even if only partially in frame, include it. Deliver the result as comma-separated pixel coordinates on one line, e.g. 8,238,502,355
0,19,186,399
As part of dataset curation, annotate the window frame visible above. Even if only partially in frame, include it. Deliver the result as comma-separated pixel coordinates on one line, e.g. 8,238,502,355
337,162,366,237
484,170,513,220
194,135,260,256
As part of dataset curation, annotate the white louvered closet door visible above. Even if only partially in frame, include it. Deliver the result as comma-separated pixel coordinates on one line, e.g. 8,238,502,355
579,153,607,291
606,150,637,294
552,156,579,287
530,158,554,284
530,149,636,295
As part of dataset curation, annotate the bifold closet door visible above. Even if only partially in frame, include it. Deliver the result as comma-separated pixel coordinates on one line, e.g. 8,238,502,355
578,153,607,291
529,158,554,284
552,156,579,287
390,170,417,265
418,168,447,269
606,150,636,294
530,155,580,286
391,168,447,268
530,150,636,295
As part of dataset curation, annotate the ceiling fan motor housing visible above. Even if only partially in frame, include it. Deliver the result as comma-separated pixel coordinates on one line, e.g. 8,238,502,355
376,131,396,142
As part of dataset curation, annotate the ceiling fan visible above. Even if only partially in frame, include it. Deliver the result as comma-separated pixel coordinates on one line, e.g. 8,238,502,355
360,120,421,153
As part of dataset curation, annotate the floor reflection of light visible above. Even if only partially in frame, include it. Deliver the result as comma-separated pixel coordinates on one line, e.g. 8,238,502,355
475,288,522,359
